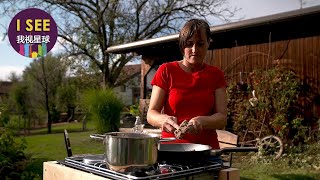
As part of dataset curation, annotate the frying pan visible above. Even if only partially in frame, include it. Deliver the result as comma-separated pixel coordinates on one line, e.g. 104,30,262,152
157,143,258,164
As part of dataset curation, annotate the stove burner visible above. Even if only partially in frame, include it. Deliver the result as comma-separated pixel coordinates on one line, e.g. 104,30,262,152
83,154,105,164
59,154,222,180
126,168,151,177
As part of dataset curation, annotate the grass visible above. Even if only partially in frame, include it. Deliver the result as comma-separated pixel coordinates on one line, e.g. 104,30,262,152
21,122,320,179
29,121,94,135
25,131,104,160
23,121,105,178
237,162,320,180
233,144,320,180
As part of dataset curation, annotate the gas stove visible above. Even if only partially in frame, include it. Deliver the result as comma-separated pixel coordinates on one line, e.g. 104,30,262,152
58,154,222,179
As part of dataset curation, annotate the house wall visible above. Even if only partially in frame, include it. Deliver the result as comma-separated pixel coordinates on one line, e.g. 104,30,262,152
114,85,133,106
114,75,140,106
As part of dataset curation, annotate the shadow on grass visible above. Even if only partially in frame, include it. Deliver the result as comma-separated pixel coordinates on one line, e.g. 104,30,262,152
29,128,94,135
271,174,318,180
241,177,256,180
14,121,96,136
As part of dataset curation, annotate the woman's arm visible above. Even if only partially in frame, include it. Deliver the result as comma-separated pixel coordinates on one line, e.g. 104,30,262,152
188,87,227,132
147,85,179,133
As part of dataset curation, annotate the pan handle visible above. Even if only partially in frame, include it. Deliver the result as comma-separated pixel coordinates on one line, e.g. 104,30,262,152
210,147,258,156
90,134,105,140
159,137,176,142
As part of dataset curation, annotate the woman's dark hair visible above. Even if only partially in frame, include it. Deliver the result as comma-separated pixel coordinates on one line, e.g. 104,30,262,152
179,19,211,54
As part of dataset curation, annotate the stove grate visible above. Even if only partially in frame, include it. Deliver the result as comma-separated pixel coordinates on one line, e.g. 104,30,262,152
58,154,222,180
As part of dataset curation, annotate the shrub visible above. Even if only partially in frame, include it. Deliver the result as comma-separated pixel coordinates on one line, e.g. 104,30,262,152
0,103,10,127
228,66,315,145
129,103,140,117
81,88,124,133
0,128,33,179
5,116,20,130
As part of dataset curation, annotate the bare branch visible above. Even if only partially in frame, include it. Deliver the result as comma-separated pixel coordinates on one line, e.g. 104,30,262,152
58,33,102,69
114,71,140,87
0,0,239,88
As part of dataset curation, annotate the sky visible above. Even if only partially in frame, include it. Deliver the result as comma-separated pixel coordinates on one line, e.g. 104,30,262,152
0,0,320,81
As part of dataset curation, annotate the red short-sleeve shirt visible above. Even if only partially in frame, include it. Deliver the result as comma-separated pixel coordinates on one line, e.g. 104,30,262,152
151,61,227,149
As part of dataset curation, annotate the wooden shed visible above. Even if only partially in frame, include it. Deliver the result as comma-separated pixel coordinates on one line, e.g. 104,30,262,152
0,81,13,103
107,6,320,122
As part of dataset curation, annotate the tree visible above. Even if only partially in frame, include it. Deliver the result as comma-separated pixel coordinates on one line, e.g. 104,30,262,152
23,54,67,133
10,83,29,133
7,72,21,83
57,83,77,122
1,0,238,88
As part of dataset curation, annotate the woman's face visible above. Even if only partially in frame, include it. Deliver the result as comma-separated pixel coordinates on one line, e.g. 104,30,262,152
183,28,209,66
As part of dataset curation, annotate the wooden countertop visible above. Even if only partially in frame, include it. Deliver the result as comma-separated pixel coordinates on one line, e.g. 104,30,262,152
43,161,109,180
43,161,238,180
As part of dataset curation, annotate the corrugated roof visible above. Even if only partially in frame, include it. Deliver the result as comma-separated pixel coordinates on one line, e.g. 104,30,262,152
107,34,179,54
106,5,320,54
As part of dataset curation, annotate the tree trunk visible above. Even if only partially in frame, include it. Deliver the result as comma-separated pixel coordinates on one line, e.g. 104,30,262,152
28,116,31,135
47,110,52,134
67,106,75,122
23,115,26,135
45,86,52,133
40,56,52,134
82,114,87,131
33,114,36,127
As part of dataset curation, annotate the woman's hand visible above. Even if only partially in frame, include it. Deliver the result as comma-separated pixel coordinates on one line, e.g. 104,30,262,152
187,116,203,134
161,116,179,133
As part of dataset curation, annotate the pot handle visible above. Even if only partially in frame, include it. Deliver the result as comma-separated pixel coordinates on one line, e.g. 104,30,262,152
159,137,176,142
90,134,105,140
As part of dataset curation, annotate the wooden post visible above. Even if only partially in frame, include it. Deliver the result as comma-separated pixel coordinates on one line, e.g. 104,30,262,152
140,55,155,100
140,55,155,123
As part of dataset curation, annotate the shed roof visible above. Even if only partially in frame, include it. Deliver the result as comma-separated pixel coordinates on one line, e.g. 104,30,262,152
0,81,12,95
106,5,320,56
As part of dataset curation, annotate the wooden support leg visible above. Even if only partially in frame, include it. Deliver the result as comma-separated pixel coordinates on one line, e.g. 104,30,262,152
218,168,240,180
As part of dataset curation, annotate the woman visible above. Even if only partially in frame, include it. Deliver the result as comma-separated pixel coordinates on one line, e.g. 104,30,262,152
147,19,227,149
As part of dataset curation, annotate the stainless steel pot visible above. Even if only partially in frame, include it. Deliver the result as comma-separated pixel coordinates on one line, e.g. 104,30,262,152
90,132,174,171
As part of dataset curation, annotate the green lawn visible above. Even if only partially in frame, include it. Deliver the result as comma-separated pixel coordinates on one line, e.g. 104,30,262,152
22,122,320,179
236,161,320,180
25,131,104,160
233,144,320,180
29,121,95,135
23,121,105,178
